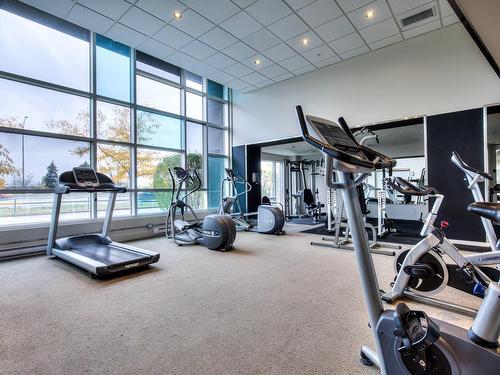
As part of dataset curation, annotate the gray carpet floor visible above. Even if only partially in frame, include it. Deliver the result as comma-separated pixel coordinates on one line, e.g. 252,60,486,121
0,224,478,375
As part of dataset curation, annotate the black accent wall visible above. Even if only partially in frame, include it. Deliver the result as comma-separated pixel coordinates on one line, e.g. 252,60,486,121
246,145,262,213
232,145,247,212
427,108,485,242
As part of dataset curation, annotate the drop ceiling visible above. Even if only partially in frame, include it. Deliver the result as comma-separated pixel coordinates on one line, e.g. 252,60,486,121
21,0,459,93
262,141,322,157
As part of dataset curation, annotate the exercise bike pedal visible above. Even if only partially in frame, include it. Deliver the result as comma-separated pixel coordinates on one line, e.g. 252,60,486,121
403,264,436,279
472,282,486,298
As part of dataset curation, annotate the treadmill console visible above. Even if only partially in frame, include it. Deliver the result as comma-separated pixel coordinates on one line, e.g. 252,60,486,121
73,167,100,188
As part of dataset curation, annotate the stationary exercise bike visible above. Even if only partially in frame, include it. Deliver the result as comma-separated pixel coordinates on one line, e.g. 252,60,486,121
451,151,500,251
296,105,499,375
166,167,236,251
381,176,500,316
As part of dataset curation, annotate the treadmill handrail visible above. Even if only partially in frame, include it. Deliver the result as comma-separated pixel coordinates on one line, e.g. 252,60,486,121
55,185,127,194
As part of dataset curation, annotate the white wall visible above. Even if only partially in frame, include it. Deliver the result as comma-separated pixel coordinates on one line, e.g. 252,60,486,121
233,24,500,146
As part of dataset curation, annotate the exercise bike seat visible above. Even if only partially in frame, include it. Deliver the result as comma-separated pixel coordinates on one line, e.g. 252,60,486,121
467,202,500,224
387,177,438,197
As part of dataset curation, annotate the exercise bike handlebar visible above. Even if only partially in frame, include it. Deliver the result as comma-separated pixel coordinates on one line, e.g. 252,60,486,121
387,177,438,196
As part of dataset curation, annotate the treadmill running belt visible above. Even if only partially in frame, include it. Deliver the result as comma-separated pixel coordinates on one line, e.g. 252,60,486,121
71,245,147,266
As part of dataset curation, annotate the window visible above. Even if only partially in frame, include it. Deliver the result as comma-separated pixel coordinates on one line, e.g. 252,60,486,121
261,160,283,205
186,71,203,91
96,101,131,142
186,92,203,121
0,79,91,136
136,75,180,115
207,99,226,126
136,51,180,84
186,122,205,186
208,127,228,155
96,143,131,187
137,110,182,149
0,3,231,227
96,35,131,102
0,8,90,91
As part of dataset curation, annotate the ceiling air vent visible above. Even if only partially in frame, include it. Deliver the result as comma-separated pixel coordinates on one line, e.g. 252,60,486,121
400,7,435,28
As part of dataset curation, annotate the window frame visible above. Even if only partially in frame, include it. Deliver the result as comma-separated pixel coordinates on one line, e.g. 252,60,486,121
0,11,232,228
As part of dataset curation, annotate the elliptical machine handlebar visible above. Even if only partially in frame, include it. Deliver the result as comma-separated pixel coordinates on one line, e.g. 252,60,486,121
224,168,252,196
168,167,202,203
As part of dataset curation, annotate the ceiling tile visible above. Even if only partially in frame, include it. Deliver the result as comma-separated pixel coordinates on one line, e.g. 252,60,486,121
207,70,235,84
314,54,341,68
203,52,238,69
402,19,441,39
182,0,240,24
273,72,294,81
369,33,402,50
225,63,254,76
106,23,148,47
387,0,432,15
66,4,115,34
336,0,373,13
283,0,315,10
135,0,187,22
22,0,74,18
287,31,323,53
268,13,309,40
242,55,273,70
220,11,262,39
297,0,342,28
254,79,274,88
78,0,131,20
245,0,292,26
231,0,257,8
442,14,459,26
240,86,257,93
347,0,392,30
153,24,193,49
262,43,297,62
340,45,369,59
182,40,217,60
169,9,214,37
243,29,281,51
292,64,316,75
222,42,257,60
119,6,165,36
314,16,355,42
279,54,310,71
259,64,289,79
241,71,268,85
165,51,199,68
301,44,337,63
227,78,252,90
358,18,399,43
328,33,365,54
438,0,455,17
187,61,218,77
137,38,175,58
199,27,238,50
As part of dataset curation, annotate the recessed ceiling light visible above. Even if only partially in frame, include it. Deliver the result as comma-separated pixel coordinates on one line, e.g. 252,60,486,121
301,38,310,46
254,59,261,65
364,10,375,19
173,11,183,19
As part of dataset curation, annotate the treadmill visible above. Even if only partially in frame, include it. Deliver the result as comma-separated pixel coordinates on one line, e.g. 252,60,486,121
47,167,160,277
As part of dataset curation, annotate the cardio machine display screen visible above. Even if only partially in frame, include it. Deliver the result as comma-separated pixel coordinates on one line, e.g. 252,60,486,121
310,119,359,149
73,168,99,184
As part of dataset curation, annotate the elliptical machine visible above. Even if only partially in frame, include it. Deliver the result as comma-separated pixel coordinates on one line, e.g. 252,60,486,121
296,105,499,375
166,167,236,251
219,168,285,235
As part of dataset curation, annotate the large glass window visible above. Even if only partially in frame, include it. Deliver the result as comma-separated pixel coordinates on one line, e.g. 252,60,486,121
0,9,90,91
208,127,229,155
137,110,182,149
0,3,231,227
96,35,131,102
136,75,180,115
96,101,131,142
186,92,203,121
0,79,91,136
